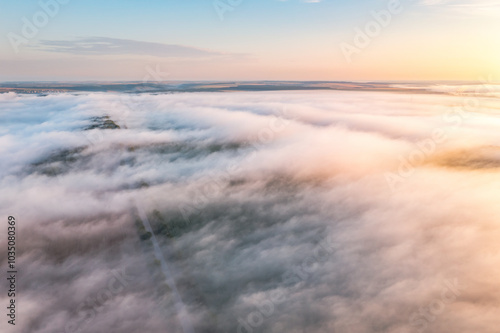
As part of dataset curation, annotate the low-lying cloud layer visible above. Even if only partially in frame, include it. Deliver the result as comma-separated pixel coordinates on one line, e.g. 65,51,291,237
1,89,500,333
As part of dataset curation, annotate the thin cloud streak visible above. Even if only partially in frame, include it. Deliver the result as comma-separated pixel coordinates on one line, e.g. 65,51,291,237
32,37,241,59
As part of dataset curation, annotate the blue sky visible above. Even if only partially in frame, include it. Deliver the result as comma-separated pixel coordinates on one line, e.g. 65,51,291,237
0,0,499,81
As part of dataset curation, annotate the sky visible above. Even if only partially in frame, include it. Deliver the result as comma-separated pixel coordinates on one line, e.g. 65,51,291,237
0,0,499,81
